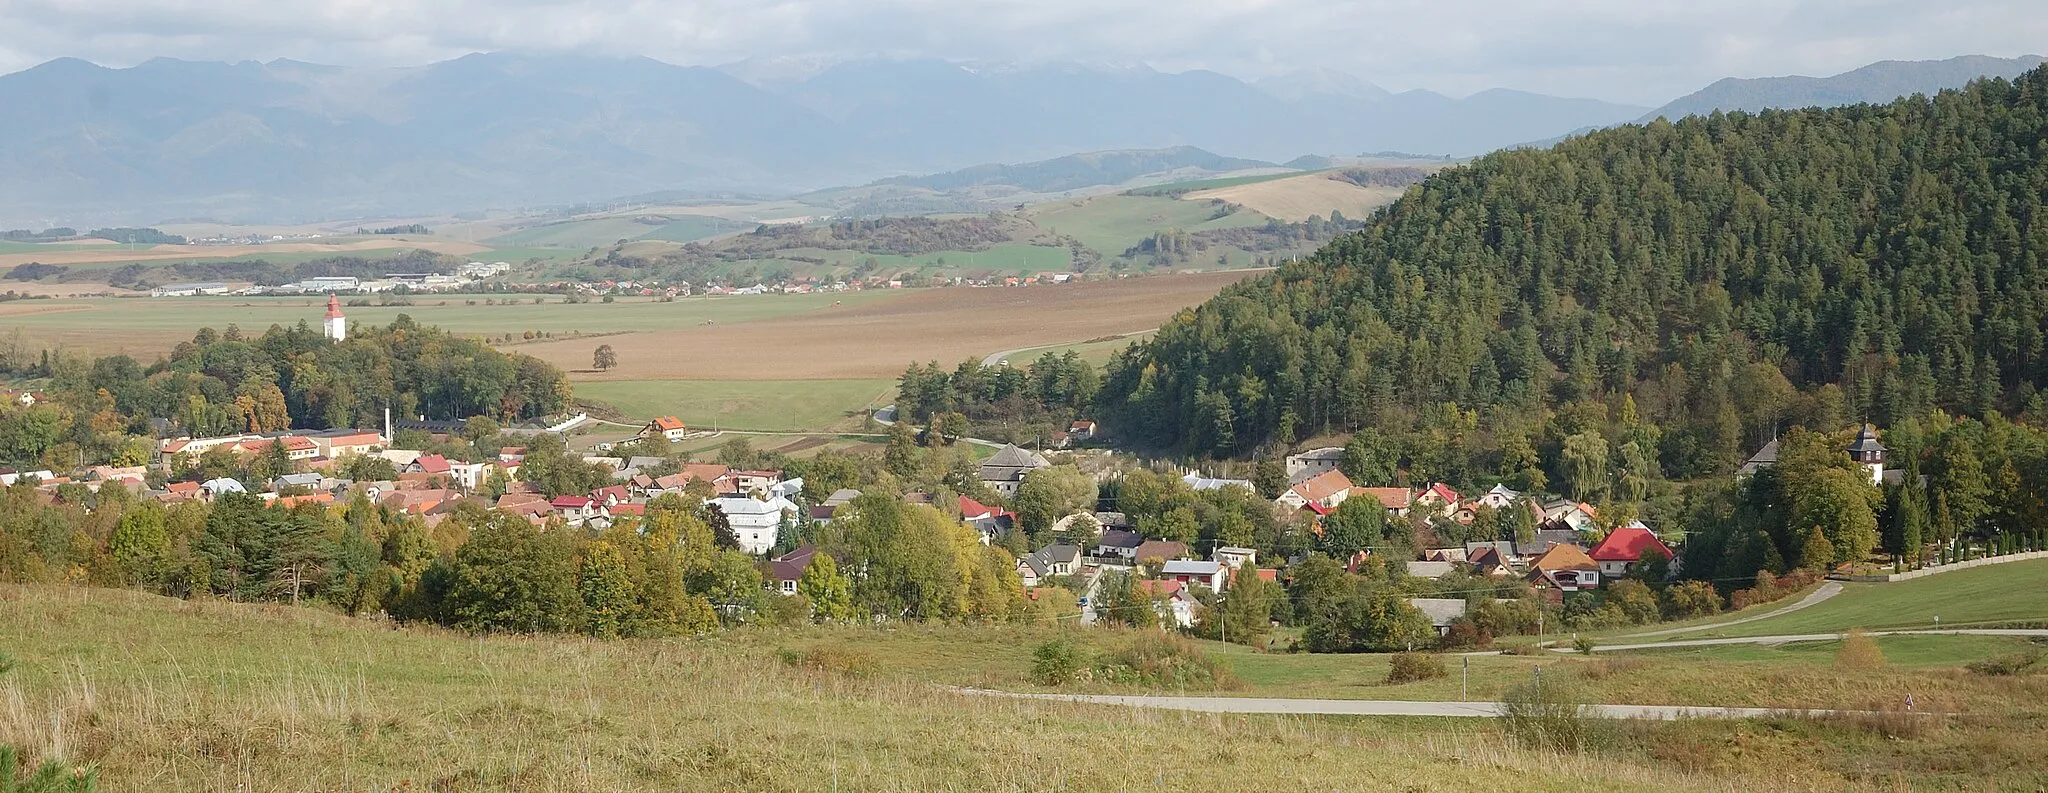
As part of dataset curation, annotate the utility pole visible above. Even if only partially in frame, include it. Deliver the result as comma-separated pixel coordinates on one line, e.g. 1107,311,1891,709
1461,655,1469,701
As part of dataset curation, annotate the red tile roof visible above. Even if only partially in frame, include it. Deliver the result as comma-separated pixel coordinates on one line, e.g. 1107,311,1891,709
1289,470,1354,504
415,454,452,474
1589,524,1673,563
1357,487,1413,510
649,416,686,431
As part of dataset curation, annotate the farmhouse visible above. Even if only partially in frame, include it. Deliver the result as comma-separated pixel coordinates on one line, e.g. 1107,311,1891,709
1278,469,1353,511
1588,521,1673,577
1159,559,1227,591
641,416,688,442
979,445,1049,497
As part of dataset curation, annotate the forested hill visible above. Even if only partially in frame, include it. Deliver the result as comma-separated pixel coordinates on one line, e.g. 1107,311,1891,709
1100,66,2048,477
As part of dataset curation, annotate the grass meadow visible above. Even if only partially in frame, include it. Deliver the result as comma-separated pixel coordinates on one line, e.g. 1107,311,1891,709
575,379,895,432
1024,194,1268,257
1601,558,2048,640
0,585,1751,792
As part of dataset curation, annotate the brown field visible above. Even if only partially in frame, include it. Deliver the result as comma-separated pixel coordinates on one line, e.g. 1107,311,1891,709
522,270,1257,381
0,237,489,268
1186,173,1408,221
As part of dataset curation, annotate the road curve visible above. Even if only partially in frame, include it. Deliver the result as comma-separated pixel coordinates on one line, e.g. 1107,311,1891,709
955,689,1878,721
980,328,1156,367
1617,582,1845,639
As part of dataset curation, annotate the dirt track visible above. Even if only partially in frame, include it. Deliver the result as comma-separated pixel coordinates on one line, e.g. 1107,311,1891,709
521,271,1258,381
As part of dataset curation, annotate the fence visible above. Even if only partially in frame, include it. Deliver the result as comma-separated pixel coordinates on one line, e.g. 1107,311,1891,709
1831,550,2048,582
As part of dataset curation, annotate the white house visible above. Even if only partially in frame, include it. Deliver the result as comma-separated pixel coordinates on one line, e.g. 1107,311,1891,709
1159,559,1227,591
1284,447,1345,484
708,496,798,555
1477,483,1521,511
1213,546,1257,571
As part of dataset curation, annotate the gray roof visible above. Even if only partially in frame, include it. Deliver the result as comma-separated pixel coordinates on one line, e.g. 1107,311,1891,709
1408,598,1468,627
1160,559,1223,576
1847,425,1887,453
627,456,667,470
980,445,1050,480
824,488,862,506
1738,438,1781,473
1405,561,1456,579
1099,529,1143,549
1514,529,1585,558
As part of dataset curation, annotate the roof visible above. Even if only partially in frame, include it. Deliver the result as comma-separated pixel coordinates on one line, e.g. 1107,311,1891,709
1137,579,1186,597
1184,473,1254,491
1356,486,1412,510
1422,482,1459,504
1288,469,1355,503
1408,598,1468,628
1132,540,1190,562
1099,529,1143,549
1069,420,1097,431
550,496,594,509
1589,523,1673,563
1739,438,1781,473
708,496,796,516
1528,543,1598,572
766,545,819,582
415,454,452,474
1406,561,1456,578
1847,424,1887,453
649,416,686,431
1288,446,1344,462
1514,529,1584,557
823,488,862,506
1160,559,1223,576
959,495,999,519
325,294,344,319
980,445,1050,476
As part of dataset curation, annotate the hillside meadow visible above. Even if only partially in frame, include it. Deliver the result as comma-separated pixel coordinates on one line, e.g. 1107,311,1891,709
0,585,1758,793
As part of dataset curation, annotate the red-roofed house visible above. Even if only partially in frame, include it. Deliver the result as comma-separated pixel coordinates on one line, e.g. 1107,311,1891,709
1355,487,1414,516
550,495,608,528
411,454,453,475
314,431,385,459
1415,482,1460,517
1588,521,1674,577
641,416,688,442
1277,469,1354,511
591,485,632,508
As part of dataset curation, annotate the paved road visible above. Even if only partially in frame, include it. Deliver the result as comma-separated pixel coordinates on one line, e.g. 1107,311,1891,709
957,689,1872,721
980,329,1156,367
1617,582,1845,639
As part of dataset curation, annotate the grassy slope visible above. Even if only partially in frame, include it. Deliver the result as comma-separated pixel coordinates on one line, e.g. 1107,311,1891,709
1665,559,2048,639
575,379,895,432
1026,194,1251,256
0,586,1726,792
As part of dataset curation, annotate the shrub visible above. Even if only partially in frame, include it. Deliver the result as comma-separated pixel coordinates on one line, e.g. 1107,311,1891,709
1499,680,1592,752
1384,652,1447,685
1499,643,1549,656
1966,649,2045,676
1573,635,1598,655
1030,638,1084,686
1437,617,1492,650
0,744,95,792
1835,628,1887,670
777,646,878,678
1094,632,1239,690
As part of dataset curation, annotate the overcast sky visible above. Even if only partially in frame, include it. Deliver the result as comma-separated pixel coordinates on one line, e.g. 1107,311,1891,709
0,0,2040,105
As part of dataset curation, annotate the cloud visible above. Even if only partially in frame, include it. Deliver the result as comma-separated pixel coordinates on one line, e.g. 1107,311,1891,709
0,0,2042,103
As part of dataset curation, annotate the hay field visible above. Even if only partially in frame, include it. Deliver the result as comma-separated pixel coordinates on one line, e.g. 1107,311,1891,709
1186,173,1408,221
519,271,1257,382
575,379,897,431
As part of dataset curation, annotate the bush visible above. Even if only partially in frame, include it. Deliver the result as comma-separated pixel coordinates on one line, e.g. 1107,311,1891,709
0,744,95,792
1835,628,1887,670
1966,649,2045,676
1384,652,1447,685
1094,632,1240,690
1499,680,1592,752
1030,638,1085,686
1573,635,1598,655
1437,617,1492,650
777,646,878,678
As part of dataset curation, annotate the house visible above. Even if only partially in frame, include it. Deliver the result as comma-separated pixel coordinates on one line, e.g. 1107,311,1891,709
1415,483,1460,517
1183,472,1255,492
1138,580,1199,628
1278,469,1354,511
1097,529,1144,560
1159,559,1227,591
1131,540,1191,565
1017,544,1082,586
1408,598,1468,636
235,435,319,461
549,496,608,528
200,477,247,498
1513,529,1586,558
1526,544,1601,594
311,430,384,459
1737,438,1780,478
732,469,784,494
163,481,203,501
1541,500,1600,533
1406,561,1456,579
1468,544,1512,577
1284,447,1345,484
1094,512,1131,532
641,416,688,442
448,461,490,491
707,496,797,555
1355,486,1414,516
1588,521,1673,577
1068,420,1098,442
768,478,804,501
764,546,819,595
979,445,1050,497
959,495,1016,542
1213,546,1257,571
1477,483,1522,511
591,485,632,508
411,454,453,477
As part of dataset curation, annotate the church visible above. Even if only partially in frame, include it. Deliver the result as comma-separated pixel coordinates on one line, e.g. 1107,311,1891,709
323,295,346,341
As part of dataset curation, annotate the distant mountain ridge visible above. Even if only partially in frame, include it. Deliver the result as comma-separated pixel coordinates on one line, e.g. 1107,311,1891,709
1645,55,2046,120
0,53,1647,225
874,147,1275,193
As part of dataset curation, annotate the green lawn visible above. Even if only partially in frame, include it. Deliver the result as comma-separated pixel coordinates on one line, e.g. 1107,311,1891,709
575,379,895,432
484,217,664,248
1615,633,2038,667
634,215,733,243
1690,559,2048,638
1027,194,1246,256
1124,170,1312,196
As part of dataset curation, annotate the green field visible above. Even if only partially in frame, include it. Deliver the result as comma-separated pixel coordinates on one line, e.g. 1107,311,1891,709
1026,194,1270,256
1124,170,1314,196
0,291,906,355
575,379,895,431
1652,559,2048,639
485,217,668,248
634,215,734,243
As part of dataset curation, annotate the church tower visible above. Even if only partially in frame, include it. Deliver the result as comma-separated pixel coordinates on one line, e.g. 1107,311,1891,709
324,294,346,341
1847,423,1886,486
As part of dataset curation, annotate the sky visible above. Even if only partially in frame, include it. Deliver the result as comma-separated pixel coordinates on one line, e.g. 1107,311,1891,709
0,0,2041,105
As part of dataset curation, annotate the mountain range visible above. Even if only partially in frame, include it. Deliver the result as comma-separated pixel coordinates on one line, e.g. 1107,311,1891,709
0,52,2037,225
1643,54,2045,121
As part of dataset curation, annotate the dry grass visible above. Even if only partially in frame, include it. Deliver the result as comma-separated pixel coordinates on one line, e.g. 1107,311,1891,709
0,585,1755,792
0,238,489,269
521,271,1257,381
1837,628,1888,670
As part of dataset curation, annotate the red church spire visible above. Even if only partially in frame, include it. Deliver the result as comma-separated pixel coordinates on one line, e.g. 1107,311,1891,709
325,294,344,319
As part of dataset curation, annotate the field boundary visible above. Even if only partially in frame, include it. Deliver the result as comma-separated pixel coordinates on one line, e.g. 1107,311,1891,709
1833,551,2048,582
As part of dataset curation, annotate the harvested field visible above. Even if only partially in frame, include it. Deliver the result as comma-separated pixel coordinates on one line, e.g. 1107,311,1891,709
0,237,488,268
1186,173,1408,221
521,270,1258,381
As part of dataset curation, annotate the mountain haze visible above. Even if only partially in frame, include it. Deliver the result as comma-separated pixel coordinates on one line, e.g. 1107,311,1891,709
1645,54,2045,120
0,53,1645,225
